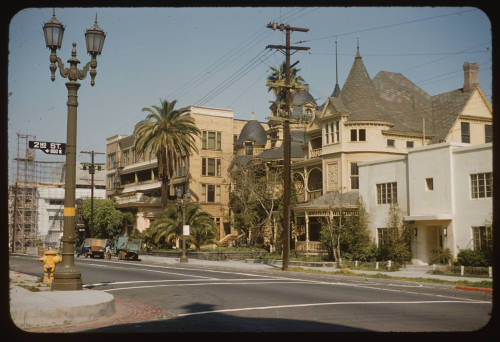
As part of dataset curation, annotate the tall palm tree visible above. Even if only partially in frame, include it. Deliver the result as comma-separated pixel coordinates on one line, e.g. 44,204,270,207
267,61,305,116
149,203,216,250
134,99,200,207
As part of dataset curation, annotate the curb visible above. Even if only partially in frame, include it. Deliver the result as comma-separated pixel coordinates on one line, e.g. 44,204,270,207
455,285,493,294
10,287,115,329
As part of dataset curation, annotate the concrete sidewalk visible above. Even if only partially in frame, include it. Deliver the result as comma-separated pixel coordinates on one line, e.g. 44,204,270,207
9,254,493,330
9,271,115,330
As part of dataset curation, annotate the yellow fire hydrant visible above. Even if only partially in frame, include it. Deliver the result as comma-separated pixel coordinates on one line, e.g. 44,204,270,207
38,250,62,284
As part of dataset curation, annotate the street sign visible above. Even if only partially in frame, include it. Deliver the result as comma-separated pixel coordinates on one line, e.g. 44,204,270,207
183,225,190,236
29,140,66,155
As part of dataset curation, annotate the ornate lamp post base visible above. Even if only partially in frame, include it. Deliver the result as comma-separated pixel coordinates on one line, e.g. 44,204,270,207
51,263,82,290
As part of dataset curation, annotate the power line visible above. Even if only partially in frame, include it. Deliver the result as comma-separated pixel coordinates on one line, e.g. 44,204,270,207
295,9,478,44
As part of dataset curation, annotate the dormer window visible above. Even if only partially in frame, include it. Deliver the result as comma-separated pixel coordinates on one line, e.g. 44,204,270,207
245,142,253,156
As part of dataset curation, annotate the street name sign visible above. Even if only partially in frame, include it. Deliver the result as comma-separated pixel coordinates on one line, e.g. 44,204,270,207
29,140,66,155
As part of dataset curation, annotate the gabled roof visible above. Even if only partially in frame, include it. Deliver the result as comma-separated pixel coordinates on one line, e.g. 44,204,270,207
320,50,488,142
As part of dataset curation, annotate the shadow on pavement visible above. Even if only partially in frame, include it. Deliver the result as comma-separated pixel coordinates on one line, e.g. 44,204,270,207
87,303,370,333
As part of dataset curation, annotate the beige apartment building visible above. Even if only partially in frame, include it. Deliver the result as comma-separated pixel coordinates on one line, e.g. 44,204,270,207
106,105,267,242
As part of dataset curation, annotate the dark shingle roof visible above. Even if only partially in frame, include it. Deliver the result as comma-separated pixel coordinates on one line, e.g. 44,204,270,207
340,55,386,122
295,191,360,208
326,51,481,142
256,130,306,160
236,120,267,146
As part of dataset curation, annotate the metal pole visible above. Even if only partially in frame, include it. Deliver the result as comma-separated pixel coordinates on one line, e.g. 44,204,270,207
180,198,188,263
51,80,82,291
90,151,95,237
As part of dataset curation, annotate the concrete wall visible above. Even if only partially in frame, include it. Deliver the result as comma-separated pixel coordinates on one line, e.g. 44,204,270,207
358,156,408,243
451,143,493,251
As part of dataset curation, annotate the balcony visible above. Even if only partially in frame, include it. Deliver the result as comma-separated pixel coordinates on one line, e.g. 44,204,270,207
310,148,322,158
115,192,161,207
308,189,322,201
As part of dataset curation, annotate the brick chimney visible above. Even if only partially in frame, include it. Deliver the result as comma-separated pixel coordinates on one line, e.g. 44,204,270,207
463,62,479,92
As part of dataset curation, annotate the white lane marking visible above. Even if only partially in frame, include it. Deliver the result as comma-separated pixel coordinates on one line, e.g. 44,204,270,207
83,278,293,288
84,263,215,279
81,259,490,303
177,300,491,317
81,259,280,279
387,283,424,288
103,281,309,292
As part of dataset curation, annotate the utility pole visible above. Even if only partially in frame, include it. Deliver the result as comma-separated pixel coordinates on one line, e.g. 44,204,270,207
266,23,309,271
80,151,105,238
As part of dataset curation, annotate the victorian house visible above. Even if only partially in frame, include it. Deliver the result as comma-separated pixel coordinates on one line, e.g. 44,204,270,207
290,47,492,255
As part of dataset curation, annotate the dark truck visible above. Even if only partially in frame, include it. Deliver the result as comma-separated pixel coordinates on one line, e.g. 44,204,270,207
112,236,142,260
76,238,108,258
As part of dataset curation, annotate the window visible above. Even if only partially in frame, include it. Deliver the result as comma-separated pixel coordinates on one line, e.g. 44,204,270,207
376,182,397,204
406,141,414,148
351,129,357,142
471,172,492,199
49,199,64,205
201,184,221,203
461,122,470,143
425,178,434,191
202,131,222,150
485,124,492,143
359,129,366,141
472,226,492,251
387,139,395,147
245,142,253,156
121,150,129,166
324,121,340,144
233,135,238,152
202,158,221,177
350,128,365,142
350,162,359,190
377,228,397,247
107,153,116,169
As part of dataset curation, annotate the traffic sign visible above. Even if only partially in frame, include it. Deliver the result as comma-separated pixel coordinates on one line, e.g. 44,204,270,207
29,140,66,155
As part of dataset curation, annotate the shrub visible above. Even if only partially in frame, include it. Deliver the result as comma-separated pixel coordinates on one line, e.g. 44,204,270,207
455,249,490,267
429,248,452,265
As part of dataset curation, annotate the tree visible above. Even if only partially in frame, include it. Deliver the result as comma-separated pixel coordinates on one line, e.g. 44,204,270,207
134,99,200,207
229,158,284,249
148,203,216,250
378,203,412,264
341,198,373,261
267,61,305,117
81,199,124,240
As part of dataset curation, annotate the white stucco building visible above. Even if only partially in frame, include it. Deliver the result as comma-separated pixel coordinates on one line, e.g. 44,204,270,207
359,142,492,265
37,166,106,247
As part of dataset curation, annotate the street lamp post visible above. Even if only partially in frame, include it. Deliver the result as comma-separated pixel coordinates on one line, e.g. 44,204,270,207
43,9,105,291
176,188,190,263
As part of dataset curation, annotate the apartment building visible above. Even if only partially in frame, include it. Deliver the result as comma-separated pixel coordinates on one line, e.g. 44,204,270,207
106,105,267,241
359,142,492,265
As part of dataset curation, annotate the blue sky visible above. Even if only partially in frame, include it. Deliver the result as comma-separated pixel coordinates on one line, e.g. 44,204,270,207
8,6,492,184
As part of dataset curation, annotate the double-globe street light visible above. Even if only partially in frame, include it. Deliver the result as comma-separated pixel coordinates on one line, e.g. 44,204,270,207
43,9,105,290
176,188,191,263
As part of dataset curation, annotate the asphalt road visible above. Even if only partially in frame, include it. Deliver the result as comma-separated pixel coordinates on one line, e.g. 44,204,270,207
9,254,493,333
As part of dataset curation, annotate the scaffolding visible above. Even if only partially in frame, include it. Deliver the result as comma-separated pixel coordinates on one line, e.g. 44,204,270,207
9,134,38,252
8,134,68,252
